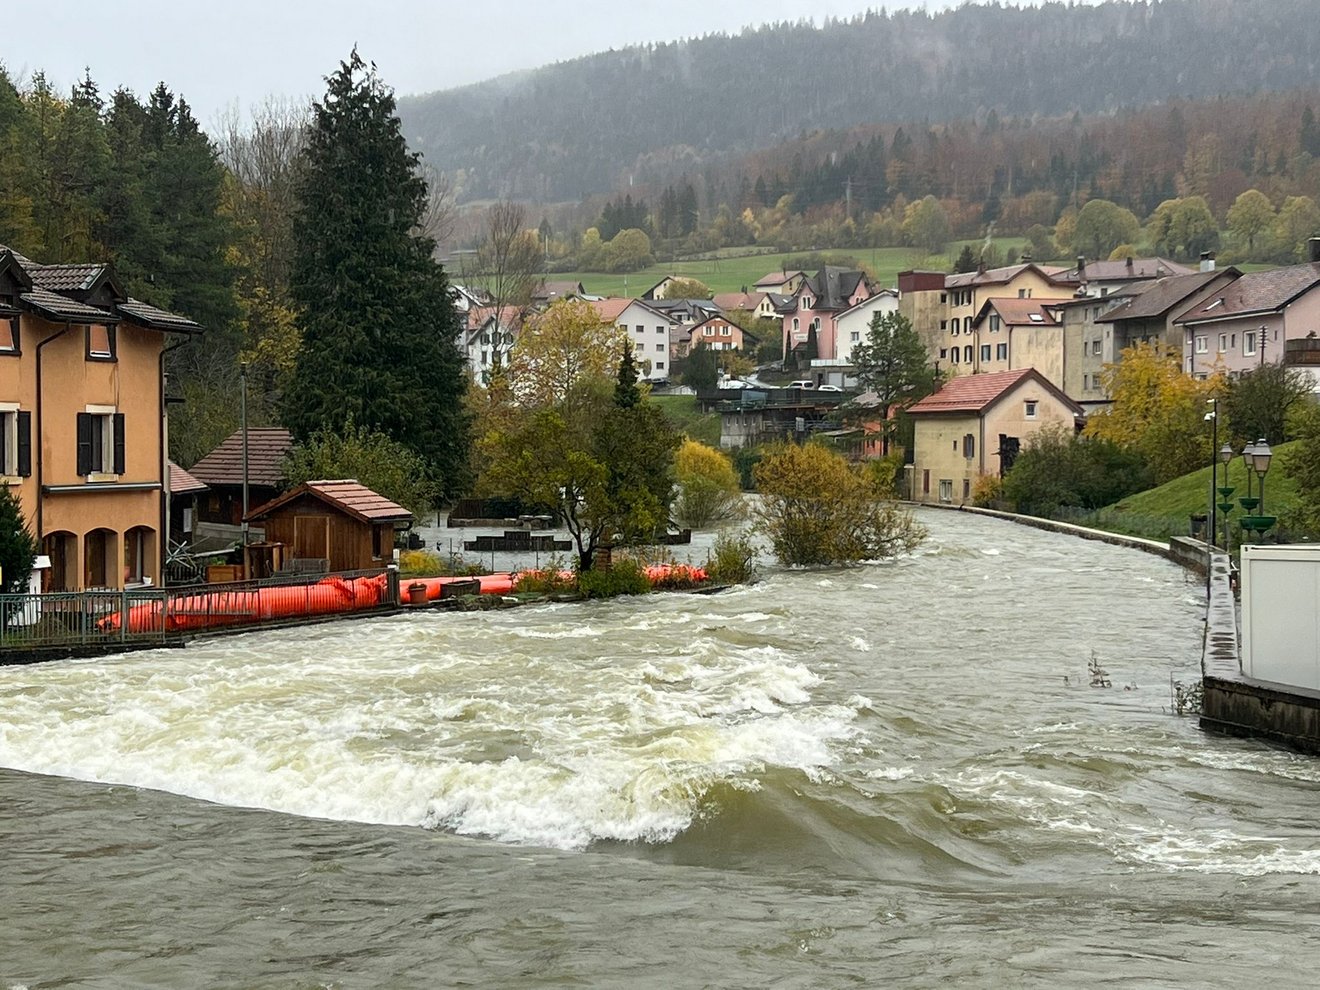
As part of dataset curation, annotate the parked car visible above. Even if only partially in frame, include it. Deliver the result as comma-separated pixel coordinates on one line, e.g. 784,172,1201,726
816,384,843,392
788,380,814,389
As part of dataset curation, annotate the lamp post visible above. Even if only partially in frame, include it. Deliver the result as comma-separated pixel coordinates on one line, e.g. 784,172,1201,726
1252,438,1273,514
1205,401,1218,547
1239,438,1276,543
1217,442,1235,552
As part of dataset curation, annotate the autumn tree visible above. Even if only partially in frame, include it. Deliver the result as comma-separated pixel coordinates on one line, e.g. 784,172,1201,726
753,442,925,566
504,299,625,410
902,196,950,254
659,276,713,300
1282,401,1320,536
284,50,470,497
1226,189,1275,257
671,440,743,528
1083,341,1221,483
284,422,439,517
1072,199,1140,260
1149,196,1219,260
1274,196,1320,262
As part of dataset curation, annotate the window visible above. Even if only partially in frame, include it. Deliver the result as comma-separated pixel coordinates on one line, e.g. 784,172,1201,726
996,343,1007,360
1244,331,1256,355
480,332,490,344
655,361,664,370
636,325,644,335
86,324,116,361
939,348,948,359
77,410,124,476
1230,333,1236,349
0,316,18,355
952,321,959,336
792,318,800,332
939,292,947,304
0,407,32,477
1091,340,1101,356
962,433,975,458
372,524,386,561
963,478,971,501
922,469,930,494
980,344,991,362
964,317,973,333
938,479,953,503
704,326,715,336
964,346,973,363
1083,373,1090,390
951,347,960,364
1196,336,1208,354
1024,400,1038,419
1219,334,1227,352
1018,288,1027,298
635,341,644,352
720,326,731,336
990,315,1001,332
480,349,488,365
656,343,664,351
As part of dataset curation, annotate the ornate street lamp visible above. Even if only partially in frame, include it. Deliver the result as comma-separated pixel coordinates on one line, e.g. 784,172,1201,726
1241,438,1276,542
1217,442,1236,551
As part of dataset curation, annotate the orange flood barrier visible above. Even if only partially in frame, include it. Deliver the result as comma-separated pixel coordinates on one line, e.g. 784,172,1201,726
100,563,707,635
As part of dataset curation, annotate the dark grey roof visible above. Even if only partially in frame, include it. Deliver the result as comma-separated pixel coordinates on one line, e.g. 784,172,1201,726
118,297,203,333
805,266,868,310
1098,269,1240,323
20,286,117,324
1175,264,1320,324
28,263,109,293
1063,257,1194,282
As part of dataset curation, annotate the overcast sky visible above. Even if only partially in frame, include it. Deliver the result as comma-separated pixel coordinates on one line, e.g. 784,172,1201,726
2,0,1081,128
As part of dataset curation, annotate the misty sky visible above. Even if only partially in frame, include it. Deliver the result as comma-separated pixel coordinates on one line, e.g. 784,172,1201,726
3,0,1076,127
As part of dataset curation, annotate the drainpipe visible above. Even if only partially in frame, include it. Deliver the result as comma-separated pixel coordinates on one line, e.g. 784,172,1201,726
158,336,188,584
35,322,73,547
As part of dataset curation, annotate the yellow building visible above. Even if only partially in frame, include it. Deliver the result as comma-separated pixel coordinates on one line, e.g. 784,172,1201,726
967,298,1065,389
907,368,1082,505
0,246,201,590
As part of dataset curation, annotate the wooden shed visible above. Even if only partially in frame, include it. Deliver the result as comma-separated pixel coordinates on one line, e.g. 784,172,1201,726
243,480,413,574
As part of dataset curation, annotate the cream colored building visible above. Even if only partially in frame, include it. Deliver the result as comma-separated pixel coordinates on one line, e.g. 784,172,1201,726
907,368,1083,505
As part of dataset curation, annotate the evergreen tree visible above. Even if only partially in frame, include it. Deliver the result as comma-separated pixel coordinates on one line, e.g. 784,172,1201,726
284,50,471,497
614,342,641,409
954,244,978,273
851,310,940,455
0,485,38,597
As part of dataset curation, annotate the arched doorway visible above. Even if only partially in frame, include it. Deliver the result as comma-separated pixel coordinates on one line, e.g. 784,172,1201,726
42,531,76,592
83,528,117,589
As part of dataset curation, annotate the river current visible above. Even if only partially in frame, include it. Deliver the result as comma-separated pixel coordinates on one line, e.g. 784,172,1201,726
3,509,1319,988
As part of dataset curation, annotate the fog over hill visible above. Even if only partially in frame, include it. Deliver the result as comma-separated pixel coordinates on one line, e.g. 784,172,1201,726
396,0,1320,204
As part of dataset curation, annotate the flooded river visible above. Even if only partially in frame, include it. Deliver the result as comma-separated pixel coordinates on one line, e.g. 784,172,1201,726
3,509,1319,988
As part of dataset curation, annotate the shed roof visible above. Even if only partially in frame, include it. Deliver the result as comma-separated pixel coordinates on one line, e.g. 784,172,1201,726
907,367,1082,416
188,427,293,488
245,479,412,525
168,461,209,495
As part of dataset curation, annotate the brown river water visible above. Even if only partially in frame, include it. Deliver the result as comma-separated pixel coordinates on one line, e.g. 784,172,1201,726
3,509,1319,988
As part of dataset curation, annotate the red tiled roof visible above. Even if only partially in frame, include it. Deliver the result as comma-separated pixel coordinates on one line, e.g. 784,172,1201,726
1175,263,1320,324
945,263,1075,289
712,290,766,311
188,428,293,488
587,297,635,322
168,461,208,495
907,368,1037,414
245,479,412,524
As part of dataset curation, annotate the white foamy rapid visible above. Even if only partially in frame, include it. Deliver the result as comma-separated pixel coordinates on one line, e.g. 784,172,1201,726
0,602,857,850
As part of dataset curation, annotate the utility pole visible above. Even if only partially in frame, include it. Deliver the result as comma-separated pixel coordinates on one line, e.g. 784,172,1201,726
240,362,250,552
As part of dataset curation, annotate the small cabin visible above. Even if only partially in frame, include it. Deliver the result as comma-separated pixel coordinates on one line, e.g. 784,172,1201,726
243,480,413,575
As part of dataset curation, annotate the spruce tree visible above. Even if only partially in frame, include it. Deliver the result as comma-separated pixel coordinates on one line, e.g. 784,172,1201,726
0,485,38,596
284,50,470,497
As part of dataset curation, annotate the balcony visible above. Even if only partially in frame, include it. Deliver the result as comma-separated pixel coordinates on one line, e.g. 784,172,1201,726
1284,338,1320,365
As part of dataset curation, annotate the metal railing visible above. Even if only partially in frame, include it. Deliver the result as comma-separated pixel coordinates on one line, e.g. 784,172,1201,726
0,568,400,652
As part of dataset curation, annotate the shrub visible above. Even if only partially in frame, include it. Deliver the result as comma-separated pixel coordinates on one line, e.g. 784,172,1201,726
647,564,708,590
512,565,576,594
577,559,652,598
1003,426,1152,516
398,549,444,576
753,442,926,566
672,439,744,528
705,530,759,585
971,473,1004,508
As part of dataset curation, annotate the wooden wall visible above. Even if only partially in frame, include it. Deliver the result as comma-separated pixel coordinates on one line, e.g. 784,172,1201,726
259,494,392,572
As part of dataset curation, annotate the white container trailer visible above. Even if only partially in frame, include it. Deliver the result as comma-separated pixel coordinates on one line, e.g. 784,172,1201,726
1240,545,1320,689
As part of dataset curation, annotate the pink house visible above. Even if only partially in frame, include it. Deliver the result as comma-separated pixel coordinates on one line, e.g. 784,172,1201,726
1175,262,1320,378
782,267,873,362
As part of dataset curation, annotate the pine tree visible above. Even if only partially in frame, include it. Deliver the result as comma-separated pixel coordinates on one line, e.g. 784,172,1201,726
0,485,38,596
284,50,470,497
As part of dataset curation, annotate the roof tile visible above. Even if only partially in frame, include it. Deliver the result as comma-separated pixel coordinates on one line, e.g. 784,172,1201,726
187,428,293,488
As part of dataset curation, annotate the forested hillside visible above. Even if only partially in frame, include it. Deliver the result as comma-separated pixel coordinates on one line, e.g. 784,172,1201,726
398,0,1320,204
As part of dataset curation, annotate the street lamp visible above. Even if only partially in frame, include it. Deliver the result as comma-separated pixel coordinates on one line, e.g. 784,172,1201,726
1239,438,1276,543
1217,441,1235,551
1251,439,1273,512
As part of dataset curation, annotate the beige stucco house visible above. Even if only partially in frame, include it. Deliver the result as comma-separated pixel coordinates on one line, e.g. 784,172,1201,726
0,246,202,590
907,368,1083,505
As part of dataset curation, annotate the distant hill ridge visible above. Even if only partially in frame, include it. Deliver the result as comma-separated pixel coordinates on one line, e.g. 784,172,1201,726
397,0,1320,204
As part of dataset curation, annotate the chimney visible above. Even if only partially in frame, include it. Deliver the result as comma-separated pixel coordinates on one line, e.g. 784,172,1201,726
1309,237,1320,263
1200,251,1216,273
1125,256,1134,270
1020,251,1032,263
1076,255,1086,277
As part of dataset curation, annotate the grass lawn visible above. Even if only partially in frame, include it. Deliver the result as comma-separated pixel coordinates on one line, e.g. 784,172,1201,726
556,238,1031,297
649,393,721,447
1087,441,1302,540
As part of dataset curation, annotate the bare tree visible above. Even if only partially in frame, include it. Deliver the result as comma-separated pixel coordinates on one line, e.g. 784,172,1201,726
468,200,543,326
416,162,457,249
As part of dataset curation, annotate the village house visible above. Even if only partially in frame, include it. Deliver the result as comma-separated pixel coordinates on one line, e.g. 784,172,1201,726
684,315,759,353
906,368,1082,506
531,280,586,307
1087,264,1242,391
832,289,899,367
782,266,874,363
0,246,203,590
754,270,808,295
712,290,777,322
965,298,1065,387
1050,292,1141,411
1057,255,1195,298
1173,252,1320,383
463,305,520,383
587,298,674,381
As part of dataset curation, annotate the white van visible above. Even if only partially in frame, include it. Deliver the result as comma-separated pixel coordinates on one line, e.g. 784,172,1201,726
788,380,813,389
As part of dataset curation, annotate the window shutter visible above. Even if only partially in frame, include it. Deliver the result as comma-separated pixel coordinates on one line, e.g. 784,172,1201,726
17,411,31,477
76,412,93,476
113,413,126,475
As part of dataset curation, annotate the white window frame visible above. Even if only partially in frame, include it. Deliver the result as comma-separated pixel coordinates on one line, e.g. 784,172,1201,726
0,402,18,477
84,404,117,480
1024,400,1038,419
